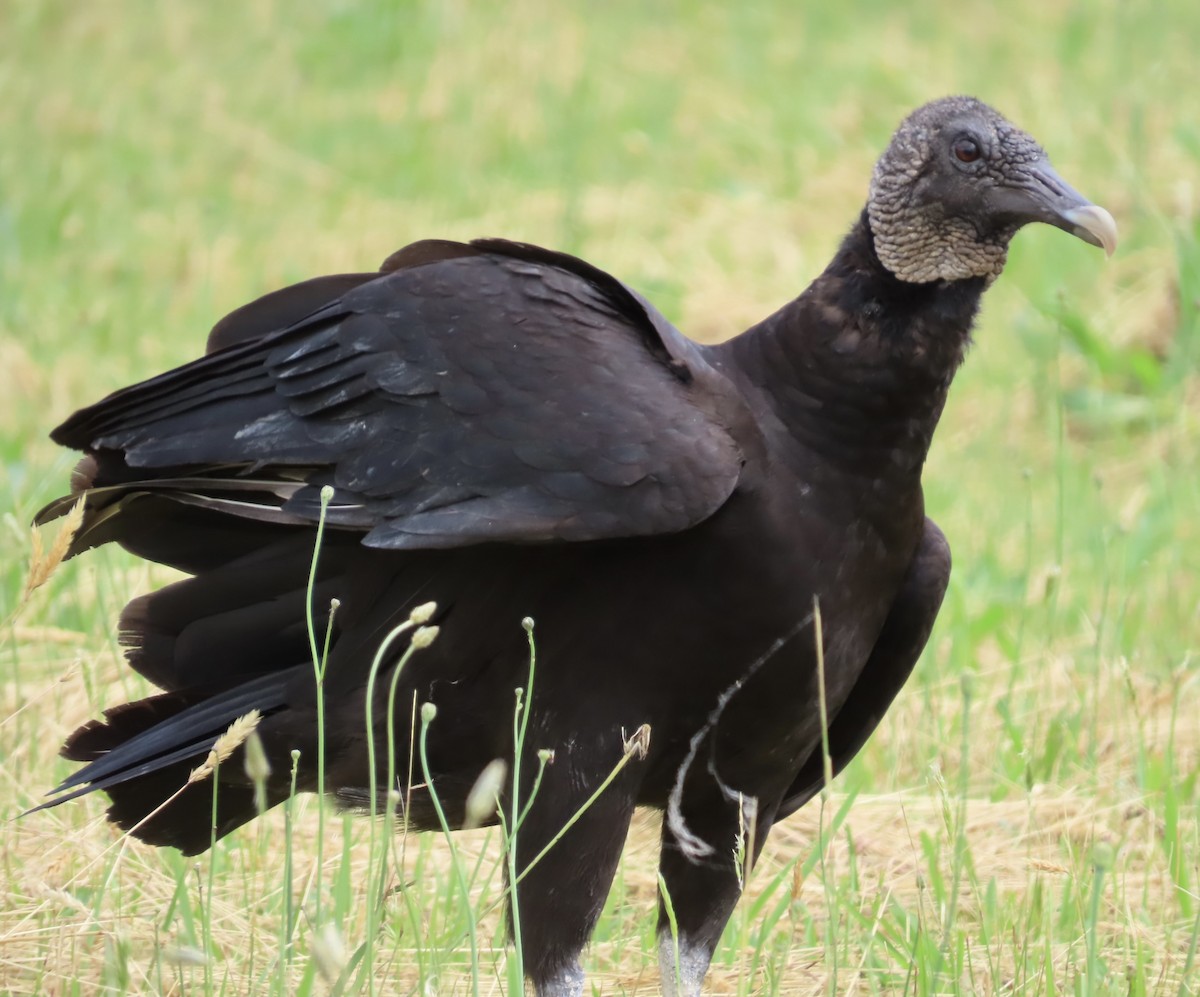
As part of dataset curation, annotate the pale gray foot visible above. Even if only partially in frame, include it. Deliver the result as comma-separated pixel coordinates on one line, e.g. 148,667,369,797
659,931,713,997
534,960,584,997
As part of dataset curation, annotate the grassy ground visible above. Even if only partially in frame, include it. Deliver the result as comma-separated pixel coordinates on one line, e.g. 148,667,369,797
2,1,1198,994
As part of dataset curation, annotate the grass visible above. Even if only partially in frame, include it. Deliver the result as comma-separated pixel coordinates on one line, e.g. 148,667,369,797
1,0,1198,993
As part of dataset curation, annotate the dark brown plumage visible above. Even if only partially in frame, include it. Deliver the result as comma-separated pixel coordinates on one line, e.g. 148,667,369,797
33,97,1115,996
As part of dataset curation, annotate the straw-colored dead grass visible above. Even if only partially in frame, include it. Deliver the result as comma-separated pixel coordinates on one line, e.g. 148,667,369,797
3,632,1194,995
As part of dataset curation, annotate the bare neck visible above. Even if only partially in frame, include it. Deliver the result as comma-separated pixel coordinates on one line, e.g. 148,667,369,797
711,210,986,492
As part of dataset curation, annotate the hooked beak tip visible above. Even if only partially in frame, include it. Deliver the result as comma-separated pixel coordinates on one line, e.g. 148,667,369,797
1062,203,1119,258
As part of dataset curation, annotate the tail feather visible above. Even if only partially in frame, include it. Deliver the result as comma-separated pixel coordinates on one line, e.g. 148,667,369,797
102,760,283,855
52,671,294,795
29,671,300,854
109,768,255,853
118,533,346,690
33,737,219,811
26,503,363,852
29,754,267,854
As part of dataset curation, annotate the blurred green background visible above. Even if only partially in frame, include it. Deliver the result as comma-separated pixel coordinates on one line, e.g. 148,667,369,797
1,1,1197,994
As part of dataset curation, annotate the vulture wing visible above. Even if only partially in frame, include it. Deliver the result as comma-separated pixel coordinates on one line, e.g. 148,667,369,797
43,239,750,554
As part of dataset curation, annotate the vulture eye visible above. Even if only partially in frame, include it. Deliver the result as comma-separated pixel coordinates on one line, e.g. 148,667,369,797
953,137,981,163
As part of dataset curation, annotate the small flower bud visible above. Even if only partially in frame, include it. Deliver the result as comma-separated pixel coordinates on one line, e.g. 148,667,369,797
320,484,335,503
522,616,535,634
420,701,438,724
408,601,437,624
411,625,439,649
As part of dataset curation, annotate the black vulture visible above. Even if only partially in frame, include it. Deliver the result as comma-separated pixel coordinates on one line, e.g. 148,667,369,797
32,97,1115,996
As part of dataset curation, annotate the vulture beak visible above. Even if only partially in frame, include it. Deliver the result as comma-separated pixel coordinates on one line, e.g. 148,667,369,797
1060,201,1119,257
992,161,1119,256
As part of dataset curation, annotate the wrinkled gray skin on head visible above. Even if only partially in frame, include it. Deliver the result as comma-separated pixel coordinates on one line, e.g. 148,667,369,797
868,96,1056,284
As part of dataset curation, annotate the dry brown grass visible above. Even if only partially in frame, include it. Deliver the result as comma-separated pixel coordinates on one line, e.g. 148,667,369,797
2,630,1195,995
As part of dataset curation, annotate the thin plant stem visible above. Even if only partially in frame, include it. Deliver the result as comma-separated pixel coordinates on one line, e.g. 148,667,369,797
204,759,218,996
812,595,838,997
658,872,682,997
305,486,335,924
418,703,480,997
942,677,973,955
507,617,539,983
511,751,551,838
360,616,425,997
282,748,301,987
513,727,649,888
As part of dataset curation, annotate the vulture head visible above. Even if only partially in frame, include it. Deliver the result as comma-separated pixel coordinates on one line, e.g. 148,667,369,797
867,96,1118,283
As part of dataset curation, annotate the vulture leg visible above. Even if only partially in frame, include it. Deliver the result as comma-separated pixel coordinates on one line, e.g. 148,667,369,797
652,519,949,994
777,518,952,818
657,768,778,997
512,728,646,997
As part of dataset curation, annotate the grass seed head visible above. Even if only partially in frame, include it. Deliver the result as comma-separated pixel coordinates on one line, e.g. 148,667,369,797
21,496,85,604
188,710,262,784
624,723,652,760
